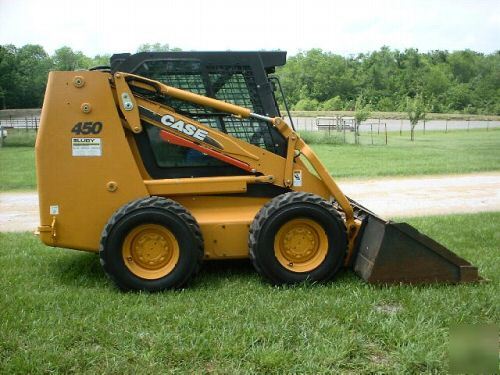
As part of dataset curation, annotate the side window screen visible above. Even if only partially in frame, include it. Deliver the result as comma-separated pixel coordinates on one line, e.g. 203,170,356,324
132,59,283,155
209,71,273,148
145,124,224,168
210,72,254,108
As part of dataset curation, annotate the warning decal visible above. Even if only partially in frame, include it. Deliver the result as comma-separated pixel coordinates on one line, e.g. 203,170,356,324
72,138,102,156
293,170,303,187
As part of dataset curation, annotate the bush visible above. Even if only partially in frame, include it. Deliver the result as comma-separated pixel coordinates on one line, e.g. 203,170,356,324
293,98,320,111
320,96,343,111
376,97,395,112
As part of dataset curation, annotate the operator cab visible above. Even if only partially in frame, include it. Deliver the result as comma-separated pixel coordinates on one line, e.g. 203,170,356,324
111,52,290,179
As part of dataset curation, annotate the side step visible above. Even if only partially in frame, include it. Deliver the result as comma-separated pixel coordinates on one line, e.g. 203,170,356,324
351,206,480,284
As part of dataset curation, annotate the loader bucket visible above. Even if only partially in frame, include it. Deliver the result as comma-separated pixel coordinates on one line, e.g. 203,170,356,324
353,215,480,284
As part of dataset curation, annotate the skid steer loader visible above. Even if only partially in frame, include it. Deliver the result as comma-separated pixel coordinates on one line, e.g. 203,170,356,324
36,51,480,291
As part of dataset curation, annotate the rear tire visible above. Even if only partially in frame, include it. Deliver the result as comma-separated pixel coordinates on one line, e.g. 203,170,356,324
99,196,203,292
249,192,347,285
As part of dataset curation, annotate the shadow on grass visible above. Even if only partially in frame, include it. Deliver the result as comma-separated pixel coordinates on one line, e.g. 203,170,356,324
49,251,108,288
193,259,359,289
199,259,255,277
47,250,361,291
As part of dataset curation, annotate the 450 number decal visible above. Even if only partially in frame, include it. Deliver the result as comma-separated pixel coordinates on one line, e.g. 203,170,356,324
71,122,103,135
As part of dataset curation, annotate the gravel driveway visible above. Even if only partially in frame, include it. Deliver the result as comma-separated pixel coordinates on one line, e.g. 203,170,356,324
1,172,499,232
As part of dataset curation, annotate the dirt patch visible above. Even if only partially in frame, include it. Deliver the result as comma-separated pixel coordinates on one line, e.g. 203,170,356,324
1,172,499,232
338,172,500,218
0,192,39,232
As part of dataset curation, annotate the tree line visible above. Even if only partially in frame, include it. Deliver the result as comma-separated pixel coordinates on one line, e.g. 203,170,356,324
0,44,498,114
0,43,178,109
278,47,499,115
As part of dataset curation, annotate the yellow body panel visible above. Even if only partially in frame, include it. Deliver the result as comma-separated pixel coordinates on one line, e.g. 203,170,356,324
36,72,149,251
176,196,270,259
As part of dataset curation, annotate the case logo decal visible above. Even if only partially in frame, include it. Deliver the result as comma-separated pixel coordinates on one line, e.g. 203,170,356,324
160,115,208,142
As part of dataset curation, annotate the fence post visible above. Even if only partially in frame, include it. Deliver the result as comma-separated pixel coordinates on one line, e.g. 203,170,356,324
467,119,470,132
343,121,346,144
378,118,380,135
384,123,387,145
423,119,426,134
445,119,448,133
0,124,3,148
400,119,403,136
25,117,28,132
370,124,373,145
487,119,490,132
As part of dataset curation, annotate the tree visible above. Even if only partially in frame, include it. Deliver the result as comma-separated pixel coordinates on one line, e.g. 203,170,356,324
354,95,371,144
406,94,426,141
16,44,52,107
0,44,498,114
53,46,91,71
0,44,52,108
0,87,6,109
91,54,111,67
0,45,18,108
275,47,498,115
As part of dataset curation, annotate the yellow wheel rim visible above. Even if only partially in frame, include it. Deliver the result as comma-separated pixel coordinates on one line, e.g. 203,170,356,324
122,224,179,280
274,218,328,272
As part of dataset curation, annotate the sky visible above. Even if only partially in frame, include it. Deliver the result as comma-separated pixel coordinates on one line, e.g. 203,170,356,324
0,0,499,57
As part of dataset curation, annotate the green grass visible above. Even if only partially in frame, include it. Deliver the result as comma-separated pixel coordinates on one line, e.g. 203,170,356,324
0,213,498,373
312,128,500,178
0,147,36,191
0,129,37,147
0,129,499,191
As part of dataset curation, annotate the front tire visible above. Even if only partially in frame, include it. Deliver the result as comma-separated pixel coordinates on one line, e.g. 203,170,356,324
249,192,347,285
99,196,203,292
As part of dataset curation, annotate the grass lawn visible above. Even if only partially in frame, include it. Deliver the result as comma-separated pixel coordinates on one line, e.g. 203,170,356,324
0,128,499,191
312,128,500,178
0,212,498,373
0,147,36,191
0,129,37,191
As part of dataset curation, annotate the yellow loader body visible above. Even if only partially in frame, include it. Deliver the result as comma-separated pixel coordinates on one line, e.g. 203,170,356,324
35,52,479,291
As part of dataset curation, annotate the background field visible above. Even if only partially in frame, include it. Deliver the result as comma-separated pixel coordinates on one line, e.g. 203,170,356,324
1,128,499,191
0,147,35,191
0,213,498,373
311,128,500,178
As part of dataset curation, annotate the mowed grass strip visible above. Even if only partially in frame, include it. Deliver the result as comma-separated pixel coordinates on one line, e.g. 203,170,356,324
0,147,36,191
313,128,500,178
1,128,499,192
0,213,498,373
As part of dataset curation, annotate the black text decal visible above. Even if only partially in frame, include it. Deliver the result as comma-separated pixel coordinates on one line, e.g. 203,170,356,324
71,122,103,135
